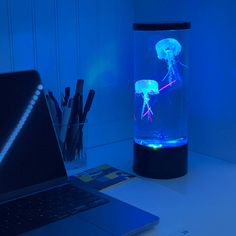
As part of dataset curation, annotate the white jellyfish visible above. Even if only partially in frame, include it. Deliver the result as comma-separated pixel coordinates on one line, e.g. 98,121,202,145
135,80,159,121
155,38,182,83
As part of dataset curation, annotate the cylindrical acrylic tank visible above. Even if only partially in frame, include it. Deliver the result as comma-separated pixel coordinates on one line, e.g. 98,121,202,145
133,22,190,179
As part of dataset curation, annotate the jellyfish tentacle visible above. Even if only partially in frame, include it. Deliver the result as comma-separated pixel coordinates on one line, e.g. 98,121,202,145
170,57,181,82
141,94,146,119
143,106,153,120
178,60,188,69
143,95,154,121
173,59,181,81
162,69,170,81
168,58,174,83
142,94,150,119
146,102,153,115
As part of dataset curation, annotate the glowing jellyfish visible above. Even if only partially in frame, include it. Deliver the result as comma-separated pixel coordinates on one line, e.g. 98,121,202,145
155,38,182,83
135,80,159,121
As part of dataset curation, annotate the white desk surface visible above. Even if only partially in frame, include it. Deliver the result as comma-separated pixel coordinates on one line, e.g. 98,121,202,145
70,140,236,236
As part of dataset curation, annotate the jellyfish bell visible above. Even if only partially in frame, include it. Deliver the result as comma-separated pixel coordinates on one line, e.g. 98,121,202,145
155,38,182,61
135,79,159,95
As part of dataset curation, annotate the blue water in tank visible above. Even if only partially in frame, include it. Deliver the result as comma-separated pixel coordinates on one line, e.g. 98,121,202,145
134,27,188,150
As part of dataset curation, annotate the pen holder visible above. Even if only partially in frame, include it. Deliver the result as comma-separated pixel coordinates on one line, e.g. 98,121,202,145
54,122,87,173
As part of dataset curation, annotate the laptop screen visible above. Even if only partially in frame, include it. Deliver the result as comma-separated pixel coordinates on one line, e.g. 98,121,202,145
0,70,67,196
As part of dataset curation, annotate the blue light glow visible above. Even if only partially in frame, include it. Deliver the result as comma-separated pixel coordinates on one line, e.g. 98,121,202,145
155,38,182,83
166,140,178,145
30,100,36,105
37,85,43,90
135,137,188,149
0,84,43,163
33,95,39,101
148,144,163,149
135,80,159,121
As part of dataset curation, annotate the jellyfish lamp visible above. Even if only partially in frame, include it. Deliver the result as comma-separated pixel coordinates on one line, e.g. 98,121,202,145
133,22,190,179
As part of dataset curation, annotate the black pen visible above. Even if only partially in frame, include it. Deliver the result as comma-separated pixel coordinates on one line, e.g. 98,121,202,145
69,89,95,159
69,80,83,159
72,89,95,157
60,98,72,145
75,80,84,124
81,89,95,124
48,91,62,124
65,80,84,160
63,87,70,107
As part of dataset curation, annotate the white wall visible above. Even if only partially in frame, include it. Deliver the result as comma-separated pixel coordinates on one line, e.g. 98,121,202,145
189,0,236,162
134,0,189,23
0,0,134,149
2,0,236,162
134,0,236,162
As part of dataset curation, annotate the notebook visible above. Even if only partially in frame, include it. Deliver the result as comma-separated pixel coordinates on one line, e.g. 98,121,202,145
0,70,159,236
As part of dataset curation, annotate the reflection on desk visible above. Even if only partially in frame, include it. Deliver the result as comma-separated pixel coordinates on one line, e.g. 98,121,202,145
69,140,236,236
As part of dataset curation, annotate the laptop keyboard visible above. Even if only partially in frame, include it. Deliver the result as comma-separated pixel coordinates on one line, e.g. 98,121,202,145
0,184,109,235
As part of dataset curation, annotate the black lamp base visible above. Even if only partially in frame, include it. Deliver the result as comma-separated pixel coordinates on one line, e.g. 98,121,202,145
133,142,188,179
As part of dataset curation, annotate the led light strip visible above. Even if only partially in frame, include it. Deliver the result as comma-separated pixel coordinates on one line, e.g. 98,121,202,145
0,84,43,163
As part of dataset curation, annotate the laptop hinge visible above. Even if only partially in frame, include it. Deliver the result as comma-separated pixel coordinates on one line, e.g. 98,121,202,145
0,176,68,204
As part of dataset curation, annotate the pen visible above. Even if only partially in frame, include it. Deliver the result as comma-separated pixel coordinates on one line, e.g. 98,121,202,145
46,95,60,134
63,87,70,107
66,80,84,159
64,81,82,160
81,89,95,125
69,89,95,159
75,80,84,124
48,91,62,124
60,98,72,145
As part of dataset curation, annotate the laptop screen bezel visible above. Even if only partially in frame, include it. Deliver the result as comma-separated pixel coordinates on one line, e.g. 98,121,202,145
0,70,68,204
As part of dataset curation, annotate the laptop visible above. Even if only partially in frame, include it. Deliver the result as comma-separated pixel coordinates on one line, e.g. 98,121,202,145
0,70,159,235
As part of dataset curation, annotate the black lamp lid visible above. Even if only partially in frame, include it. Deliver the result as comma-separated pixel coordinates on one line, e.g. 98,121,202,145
133,22,191,31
